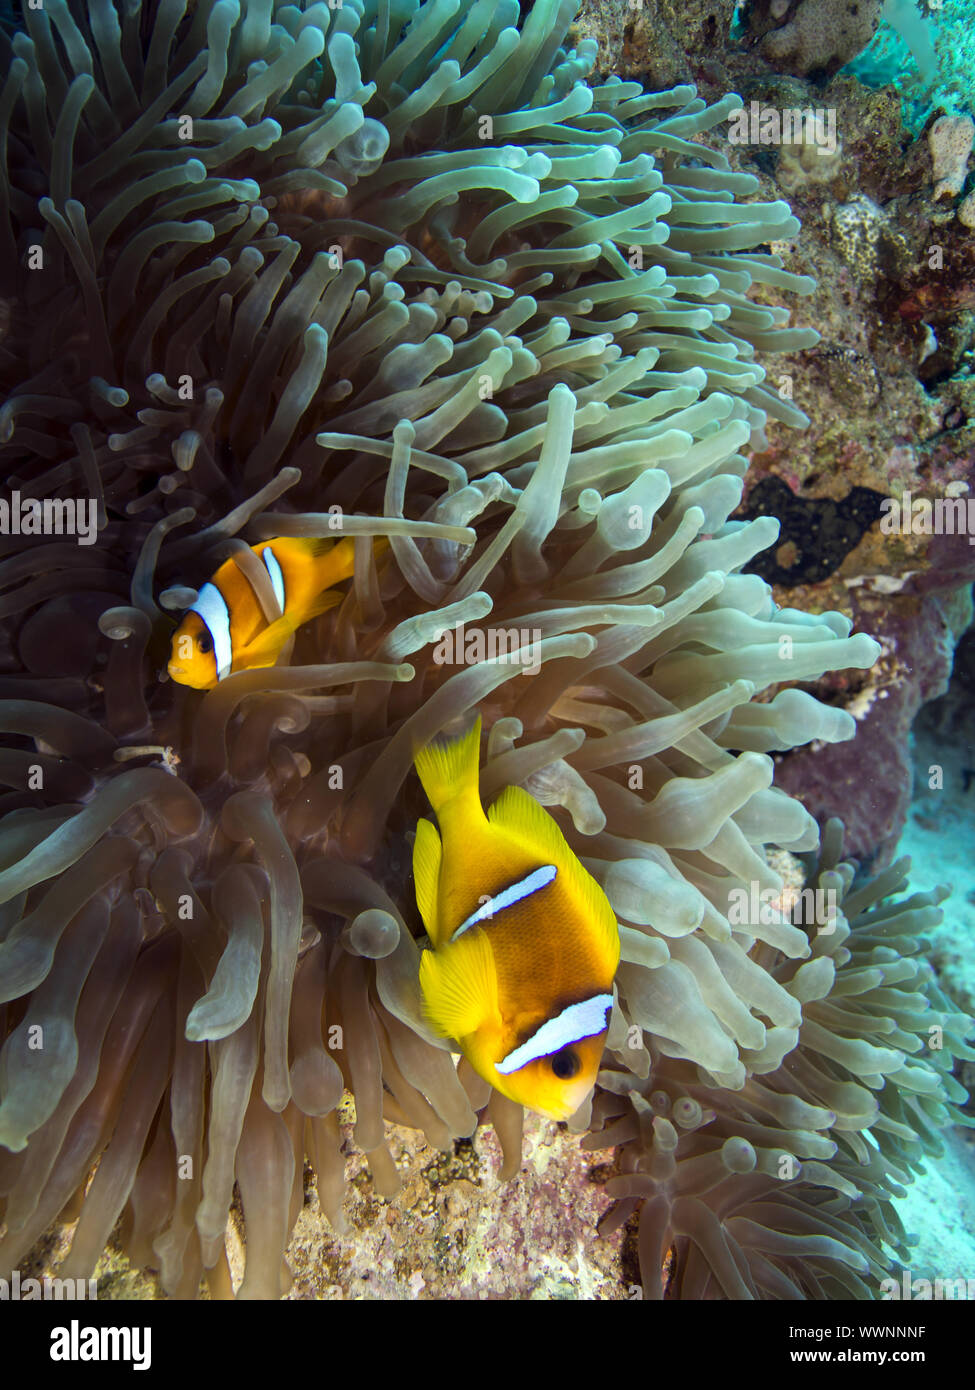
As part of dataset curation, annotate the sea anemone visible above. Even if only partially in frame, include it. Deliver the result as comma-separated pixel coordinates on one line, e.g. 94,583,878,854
0,0,969,1299
589,820,975,1298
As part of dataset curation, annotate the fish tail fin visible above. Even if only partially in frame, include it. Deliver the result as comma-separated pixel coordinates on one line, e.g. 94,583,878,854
322,534,390,579
413,715,483,817
315,536,358,587
302,586,346,624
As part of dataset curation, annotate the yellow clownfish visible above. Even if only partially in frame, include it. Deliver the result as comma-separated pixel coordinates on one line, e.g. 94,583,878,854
413,717,620,1122
167,536,367,689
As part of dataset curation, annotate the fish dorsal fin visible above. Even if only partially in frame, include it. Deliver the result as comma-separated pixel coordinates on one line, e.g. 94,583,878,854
235,590,343,668
413,716,483,817
260,536,356,593
261,536,335,562
487,783,570,859
418,928,499,1042
412,817,442,941
488,785,620,967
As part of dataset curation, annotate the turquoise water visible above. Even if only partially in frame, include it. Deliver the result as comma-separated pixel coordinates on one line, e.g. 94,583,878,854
891,665,975,1283
843,0,975,136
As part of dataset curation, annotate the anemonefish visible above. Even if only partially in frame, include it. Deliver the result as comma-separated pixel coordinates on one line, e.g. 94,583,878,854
413,717,620,1122
167,536,367,689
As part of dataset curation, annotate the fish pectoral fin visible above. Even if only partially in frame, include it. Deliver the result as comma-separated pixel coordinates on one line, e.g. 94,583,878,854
412,817,442,942
235,592,343,667
418,929,498,1042
488,785,620,967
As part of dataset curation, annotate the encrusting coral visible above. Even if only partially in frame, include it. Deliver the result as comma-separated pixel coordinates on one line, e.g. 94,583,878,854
928,113,974,201
740,0,884,79
0,0,970,1298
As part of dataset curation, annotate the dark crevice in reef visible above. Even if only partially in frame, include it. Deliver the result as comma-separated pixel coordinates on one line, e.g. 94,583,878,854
738,475,888,585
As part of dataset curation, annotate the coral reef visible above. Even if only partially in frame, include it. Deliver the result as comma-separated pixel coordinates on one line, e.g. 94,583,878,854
576,0,975,867
0,0,971,1302
845,0,975,138
570,0,740,91
774,585,972,867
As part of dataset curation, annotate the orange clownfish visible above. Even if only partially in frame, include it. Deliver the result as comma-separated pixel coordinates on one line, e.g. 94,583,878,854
167,536,366,689
413,717,620,1122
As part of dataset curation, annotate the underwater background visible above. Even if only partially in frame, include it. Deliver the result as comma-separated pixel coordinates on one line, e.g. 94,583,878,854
0,0,973,1302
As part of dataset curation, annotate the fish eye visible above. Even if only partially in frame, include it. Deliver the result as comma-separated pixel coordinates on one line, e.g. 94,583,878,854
550,1048,580,1080
197,630,213,654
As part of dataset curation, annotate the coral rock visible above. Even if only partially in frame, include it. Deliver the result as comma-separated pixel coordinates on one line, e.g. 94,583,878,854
929,113,975,200
743,0,884,79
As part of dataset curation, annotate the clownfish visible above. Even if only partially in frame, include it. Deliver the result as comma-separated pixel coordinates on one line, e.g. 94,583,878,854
413,717,620,1122
167,536,367,689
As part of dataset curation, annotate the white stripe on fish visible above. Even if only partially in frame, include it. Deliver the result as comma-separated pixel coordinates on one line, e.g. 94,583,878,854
452,864,557,940
261,546,286,614
190,582,233,680
496,993,614,1075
